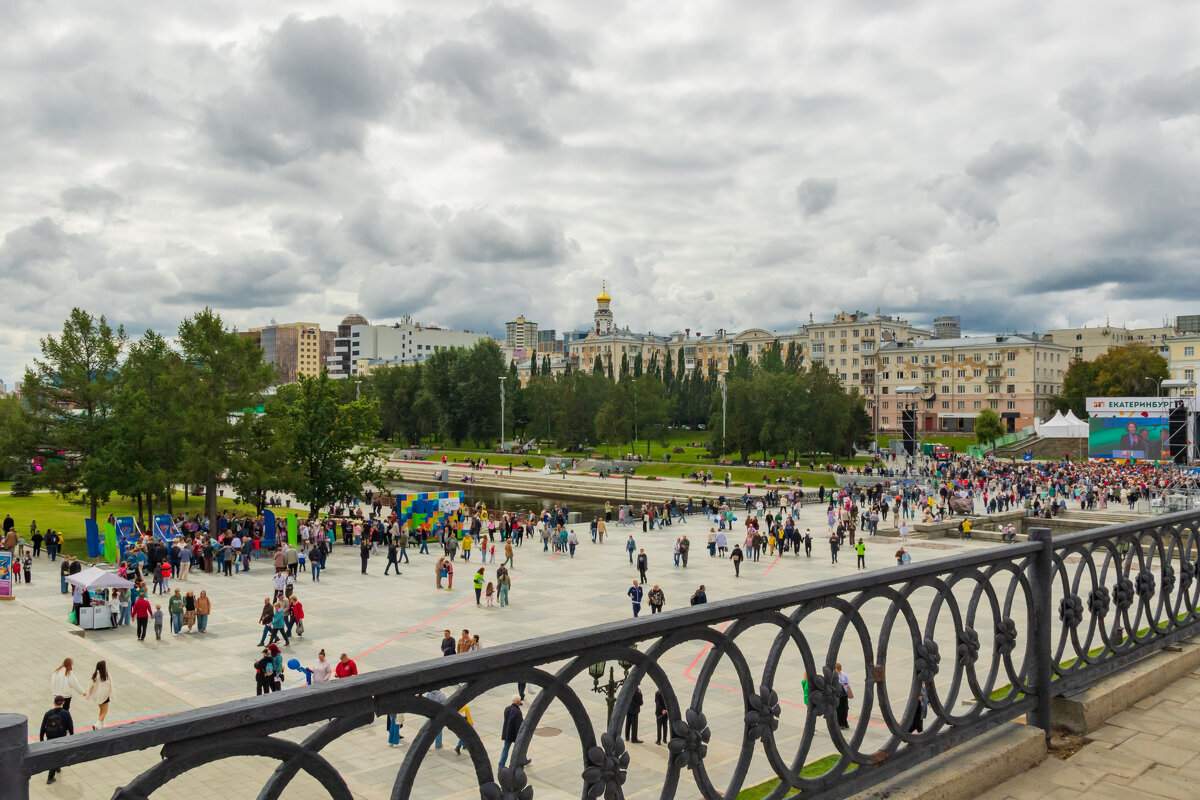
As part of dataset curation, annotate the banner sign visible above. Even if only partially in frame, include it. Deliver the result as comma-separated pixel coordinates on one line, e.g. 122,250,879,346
85,518,103,559
396,491,464,536
152,514,174,543
105,523,119,563
287,514,298,548
0,550,13,598
262,509,277,548
1088,397,1197,415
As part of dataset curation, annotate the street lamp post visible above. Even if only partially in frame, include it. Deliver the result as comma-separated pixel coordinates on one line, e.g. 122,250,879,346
589,657,634,724
720,380,727,461
499,376,507,450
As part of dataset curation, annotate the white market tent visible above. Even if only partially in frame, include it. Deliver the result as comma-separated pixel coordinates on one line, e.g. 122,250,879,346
65,566,134,592
1038,410,1088,439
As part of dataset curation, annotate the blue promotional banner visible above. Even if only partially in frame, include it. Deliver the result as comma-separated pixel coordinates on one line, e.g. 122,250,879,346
84,518,103,558
151,515,175,543
0,550,12,598
262,509,277,548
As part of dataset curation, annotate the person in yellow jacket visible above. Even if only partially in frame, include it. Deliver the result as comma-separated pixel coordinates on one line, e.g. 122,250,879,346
461,534,473,561
453,704,474,755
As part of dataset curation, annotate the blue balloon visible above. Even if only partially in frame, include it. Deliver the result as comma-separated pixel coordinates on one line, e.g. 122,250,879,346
287,658,302,671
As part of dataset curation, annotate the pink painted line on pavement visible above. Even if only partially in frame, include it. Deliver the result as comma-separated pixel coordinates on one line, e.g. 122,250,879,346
27,707,191,741
762,557,781,576
356,595,475,661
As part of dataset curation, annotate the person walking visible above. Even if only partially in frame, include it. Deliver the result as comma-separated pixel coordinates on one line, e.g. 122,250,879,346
855,540,866,570
829,533,840,565
132,593,152,641
360,540,371,574
690,585,708,605
270,600,290,646
730,545,743,577
311,649,333,683
804,529,813,557
85,660,113,729
648,584,665,614
628,580,644,617
441,630,456,656
50,659,84,711
498,695,529,769
504,540,514,568
435,556,446,589
636,549,648,584
624,687,644,743
286,594,304,639
167,589,184,636
654,689,669,744
456,629,472,653
39,696,74,784
679,535,690,568
835,663,852,730
626,535,636,564
384,542,401,575
453,703,475,755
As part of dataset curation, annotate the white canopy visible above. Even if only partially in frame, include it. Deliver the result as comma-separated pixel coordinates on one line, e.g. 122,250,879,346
65,566,134,592
1038,410,1088,439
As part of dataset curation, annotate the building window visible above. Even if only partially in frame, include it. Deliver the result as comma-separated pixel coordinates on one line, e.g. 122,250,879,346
989,400,999,409
957,401,965,410
882,357,890,364
1186,346,1195,357
941,385,950,393
1007,368,1016,377
1007,352,1016,361
1007,401,1015,410
973,401,981,409
1007,384,1015,393
957,369,966,378
941,401,949,409
974,386,982,393
973,369,982,377
942,354,951,362
1186,369,1195,381
957,386,965,393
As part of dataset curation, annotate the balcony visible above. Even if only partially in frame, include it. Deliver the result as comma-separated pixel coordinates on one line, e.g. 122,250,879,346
8,512,1200,799
811,344,824,357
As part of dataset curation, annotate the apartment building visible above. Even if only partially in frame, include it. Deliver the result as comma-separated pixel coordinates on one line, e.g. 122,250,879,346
240,322,335,384
875,334,1071,434
1045,324,1177,362
327,314,491,378
1161,334,1200,397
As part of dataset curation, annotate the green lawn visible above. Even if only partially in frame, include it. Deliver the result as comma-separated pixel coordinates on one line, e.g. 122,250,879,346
0,489,259,559
394,451,547,469
737,754,853,799
877,435,974,453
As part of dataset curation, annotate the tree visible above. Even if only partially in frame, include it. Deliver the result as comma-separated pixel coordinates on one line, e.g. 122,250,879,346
23,308,126,520
633,351,643,378
0,396,36,482
619,351,629,380
592,354,605,376
1093,344,1168,397
975,407,1006,446
785,341,803,372
109,331,182,525
1050,359,1098,418
275,371,382,514
542,354,552,375
227,408,295,514
174,309,275,524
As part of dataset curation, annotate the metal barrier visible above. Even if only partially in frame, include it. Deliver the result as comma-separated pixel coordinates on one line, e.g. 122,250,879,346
3,510,1198,799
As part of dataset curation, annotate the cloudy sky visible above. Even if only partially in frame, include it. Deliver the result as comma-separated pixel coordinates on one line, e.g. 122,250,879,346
2,1,1198,382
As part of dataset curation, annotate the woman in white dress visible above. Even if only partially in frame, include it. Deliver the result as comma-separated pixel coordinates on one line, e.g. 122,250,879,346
85,660,114,728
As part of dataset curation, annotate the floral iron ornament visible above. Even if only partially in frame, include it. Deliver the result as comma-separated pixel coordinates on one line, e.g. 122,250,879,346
582,732,628,799
667,709,711,771
481,766,534,800
745,686,782,741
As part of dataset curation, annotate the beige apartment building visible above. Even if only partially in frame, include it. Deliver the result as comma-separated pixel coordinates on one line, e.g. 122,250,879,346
240,322,335,384
1161,334,1200,397
875,334,1070,434
1045,324,1177,361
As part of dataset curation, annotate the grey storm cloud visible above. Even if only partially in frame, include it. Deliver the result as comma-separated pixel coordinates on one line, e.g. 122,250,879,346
796,179,838,218
1,0,1199,380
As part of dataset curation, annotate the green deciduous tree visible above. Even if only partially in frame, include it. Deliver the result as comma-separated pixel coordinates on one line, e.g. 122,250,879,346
23,308,126,519
975,407,1006,446
273,371,382,514
174,309,275,524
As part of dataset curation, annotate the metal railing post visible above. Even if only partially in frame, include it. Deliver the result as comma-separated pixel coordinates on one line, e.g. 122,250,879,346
0,713,30,800
1028,527,1054,739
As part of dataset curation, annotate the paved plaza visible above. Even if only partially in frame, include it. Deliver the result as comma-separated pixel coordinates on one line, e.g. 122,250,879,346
5,503,1002,799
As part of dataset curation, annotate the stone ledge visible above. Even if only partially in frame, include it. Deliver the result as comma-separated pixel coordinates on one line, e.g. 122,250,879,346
849,722,1046,800
1050,636,1200,734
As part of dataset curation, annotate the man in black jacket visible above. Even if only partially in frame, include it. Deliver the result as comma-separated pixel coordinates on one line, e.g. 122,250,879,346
654,689,669,744
40,696,74,783
499,695,530,769
636,549,648,584
624,687,643,743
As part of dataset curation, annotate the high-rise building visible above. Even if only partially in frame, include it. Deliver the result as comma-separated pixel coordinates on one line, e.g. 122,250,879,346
504,316,538,351
327,314,491,378
933,315,962,339
240,322,334,384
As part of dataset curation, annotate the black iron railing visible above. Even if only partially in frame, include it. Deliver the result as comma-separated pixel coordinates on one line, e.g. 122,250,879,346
3,510,1198,800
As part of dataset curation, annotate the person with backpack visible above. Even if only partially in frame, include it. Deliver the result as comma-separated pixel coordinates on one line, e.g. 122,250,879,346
647,584,665,614
730,545,744,577
40,696,74,783
690,585,708,605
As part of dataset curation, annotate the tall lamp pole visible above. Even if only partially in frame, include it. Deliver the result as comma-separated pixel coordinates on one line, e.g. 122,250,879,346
499,376,507,450
721,380,728,461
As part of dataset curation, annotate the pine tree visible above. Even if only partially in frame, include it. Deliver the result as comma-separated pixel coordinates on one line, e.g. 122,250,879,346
10,463,33,497
592,354,605,376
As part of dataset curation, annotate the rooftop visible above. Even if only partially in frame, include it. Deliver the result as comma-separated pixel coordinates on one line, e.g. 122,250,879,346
879,333,1064,349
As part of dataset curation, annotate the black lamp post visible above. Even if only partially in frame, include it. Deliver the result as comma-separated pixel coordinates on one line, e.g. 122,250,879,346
589,656,634,724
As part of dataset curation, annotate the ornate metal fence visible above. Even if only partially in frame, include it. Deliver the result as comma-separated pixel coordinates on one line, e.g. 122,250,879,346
3,509,1198,799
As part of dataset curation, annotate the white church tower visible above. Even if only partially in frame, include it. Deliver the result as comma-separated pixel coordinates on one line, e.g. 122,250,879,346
594,282,613,335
